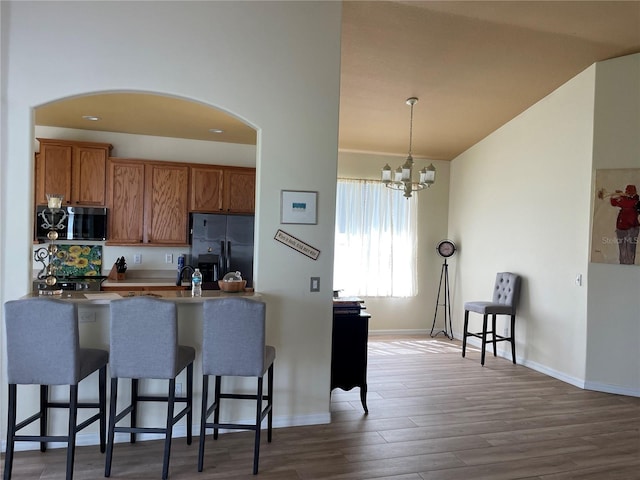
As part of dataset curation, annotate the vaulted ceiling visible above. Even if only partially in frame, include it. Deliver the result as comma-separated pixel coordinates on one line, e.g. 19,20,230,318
35,1,640,161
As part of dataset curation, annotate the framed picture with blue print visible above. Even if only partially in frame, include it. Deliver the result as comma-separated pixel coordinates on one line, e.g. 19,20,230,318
280,190,318,225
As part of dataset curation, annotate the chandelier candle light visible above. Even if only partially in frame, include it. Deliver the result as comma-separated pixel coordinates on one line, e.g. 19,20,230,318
381,97,436,198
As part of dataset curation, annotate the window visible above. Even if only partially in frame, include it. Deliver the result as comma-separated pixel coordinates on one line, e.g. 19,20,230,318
334,179,418,297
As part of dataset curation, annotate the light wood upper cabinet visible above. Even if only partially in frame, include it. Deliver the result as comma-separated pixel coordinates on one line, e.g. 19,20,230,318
145,162,189,245
35,138,111,206
189,165,255,213
107,159,145,244
107,158,189,246
223,167,256,213
73,144,109,205
190,165,224,212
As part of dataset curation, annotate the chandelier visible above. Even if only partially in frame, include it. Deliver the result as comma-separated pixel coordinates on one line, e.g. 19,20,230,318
381,97,436,198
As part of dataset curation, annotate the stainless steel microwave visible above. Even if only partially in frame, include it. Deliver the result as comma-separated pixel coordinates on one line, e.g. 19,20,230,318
35,205,108,241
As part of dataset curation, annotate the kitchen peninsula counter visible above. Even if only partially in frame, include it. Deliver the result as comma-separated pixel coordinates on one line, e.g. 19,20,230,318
23,290,260,304
17,288,264,445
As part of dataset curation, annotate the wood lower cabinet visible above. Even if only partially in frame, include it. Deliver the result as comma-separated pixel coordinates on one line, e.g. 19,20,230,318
35,138,111,206
107,159,189,245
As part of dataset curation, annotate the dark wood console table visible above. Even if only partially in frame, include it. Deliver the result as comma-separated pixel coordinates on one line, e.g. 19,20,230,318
331,298,370,413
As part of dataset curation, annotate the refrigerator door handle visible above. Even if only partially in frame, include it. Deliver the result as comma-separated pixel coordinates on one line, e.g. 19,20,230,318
226,241,232,273
220,240,226,277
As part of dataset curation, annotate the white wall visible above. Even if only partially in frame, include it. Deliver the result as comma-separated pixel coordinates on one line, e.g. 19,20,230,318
1,0,342,447
585,55,640,395
449,54,640,396
338,151,451,332
449,65,596,384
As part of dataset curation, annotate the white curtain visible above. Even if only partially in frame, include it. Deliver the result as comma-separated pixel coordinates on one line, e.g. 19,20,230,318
334,179,418,297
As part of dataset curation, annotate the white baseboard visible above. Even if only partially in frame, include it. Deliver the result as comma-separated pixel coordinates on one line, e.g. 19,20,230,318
369,328,430,336
583,381,640,397
463,336,640,398
1,412,331,453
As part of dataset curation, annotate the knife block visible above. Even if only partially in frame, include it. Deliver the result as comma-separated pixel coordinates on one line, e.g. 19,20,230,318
107,264,126,281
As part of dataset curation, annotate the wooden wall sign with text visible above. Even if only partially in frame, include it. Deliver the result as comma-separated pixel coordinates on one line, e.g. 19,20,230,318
274,229,320,260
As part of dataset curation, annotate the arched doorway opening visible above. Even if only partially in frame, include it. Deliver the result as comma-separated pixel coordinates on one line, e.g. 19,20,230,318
32,91,259,286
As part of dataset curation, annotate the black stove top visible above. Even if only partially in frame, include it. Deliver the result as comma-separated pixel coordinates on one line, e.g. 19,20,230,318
33,275,106,292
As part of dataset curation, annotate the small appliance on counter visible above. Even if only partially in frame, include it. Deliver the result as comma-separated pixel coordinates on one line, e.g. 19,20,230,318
197,254,220,286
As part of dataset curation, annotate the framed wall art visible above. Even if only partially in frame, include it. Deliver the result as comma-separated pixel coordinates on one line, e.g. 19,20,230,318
281,190,318,225
591,168,640,266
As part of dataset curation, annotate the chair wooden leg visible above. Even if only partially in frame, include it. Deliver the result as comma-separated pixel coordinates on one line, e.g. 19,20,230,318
462,310,469,357
510,314,517,364
491,314,497,357
130,378,138,444
267,365,274,442
253,377,263,475
4,384,17,480
99,366,107,453
213,376,221,440
198,375,209,472
65,385,79,480
186,363,193,445
105,378,118,478
40,385,48,452
481,314,488,366
162,379,176,480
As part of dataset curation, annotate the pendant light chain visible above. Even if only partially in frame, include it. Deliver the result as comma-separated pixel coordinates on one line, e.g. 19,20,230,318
408,100,414,158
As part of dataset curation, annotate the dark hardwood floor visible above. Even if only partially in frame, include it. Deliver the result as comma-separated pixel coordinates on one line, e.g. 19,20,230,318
3,335,639,479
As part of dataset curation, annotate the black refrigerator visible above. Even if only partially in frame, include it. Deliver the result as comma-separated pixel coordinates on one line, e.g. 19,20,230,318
190,213,255,289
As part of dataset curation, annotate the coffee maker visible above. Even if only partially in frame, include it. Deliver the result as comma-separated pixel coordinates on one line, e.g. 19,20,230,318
197,254,220,288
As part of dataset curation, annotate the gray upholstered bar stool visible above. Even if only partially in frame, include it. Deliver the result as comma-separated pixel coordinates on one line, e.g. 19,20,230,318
105,296,195,480
198,298,275,475
462,272,522,365
3,298,108,480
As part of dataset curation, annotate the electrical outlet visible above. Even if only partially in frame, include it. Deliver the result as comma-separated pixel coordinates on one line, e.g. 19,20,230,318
133,254,142,265
165,253,173,264
79,311,95,323
175,383,182,396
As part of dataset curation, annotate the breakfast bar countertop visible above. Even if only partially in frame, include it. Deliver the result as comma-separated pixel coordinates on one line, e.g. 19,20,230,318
101,278,182,288
23,290,260,305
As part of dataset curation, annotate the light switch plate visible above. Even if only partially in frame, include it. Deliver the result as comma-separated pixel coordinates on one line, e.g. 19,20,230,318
310,277,320,292
133,254,142,265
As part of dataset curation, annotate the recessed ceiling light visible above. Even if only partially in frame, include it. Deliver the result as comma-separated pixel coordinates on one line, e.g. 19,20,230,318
82,115,101,121
208,128,224,134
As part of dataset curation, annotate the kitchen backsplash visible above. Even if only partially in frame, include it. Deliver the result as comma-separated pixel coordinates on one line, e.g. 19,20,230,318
32,243,190,275
55,245,103,277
